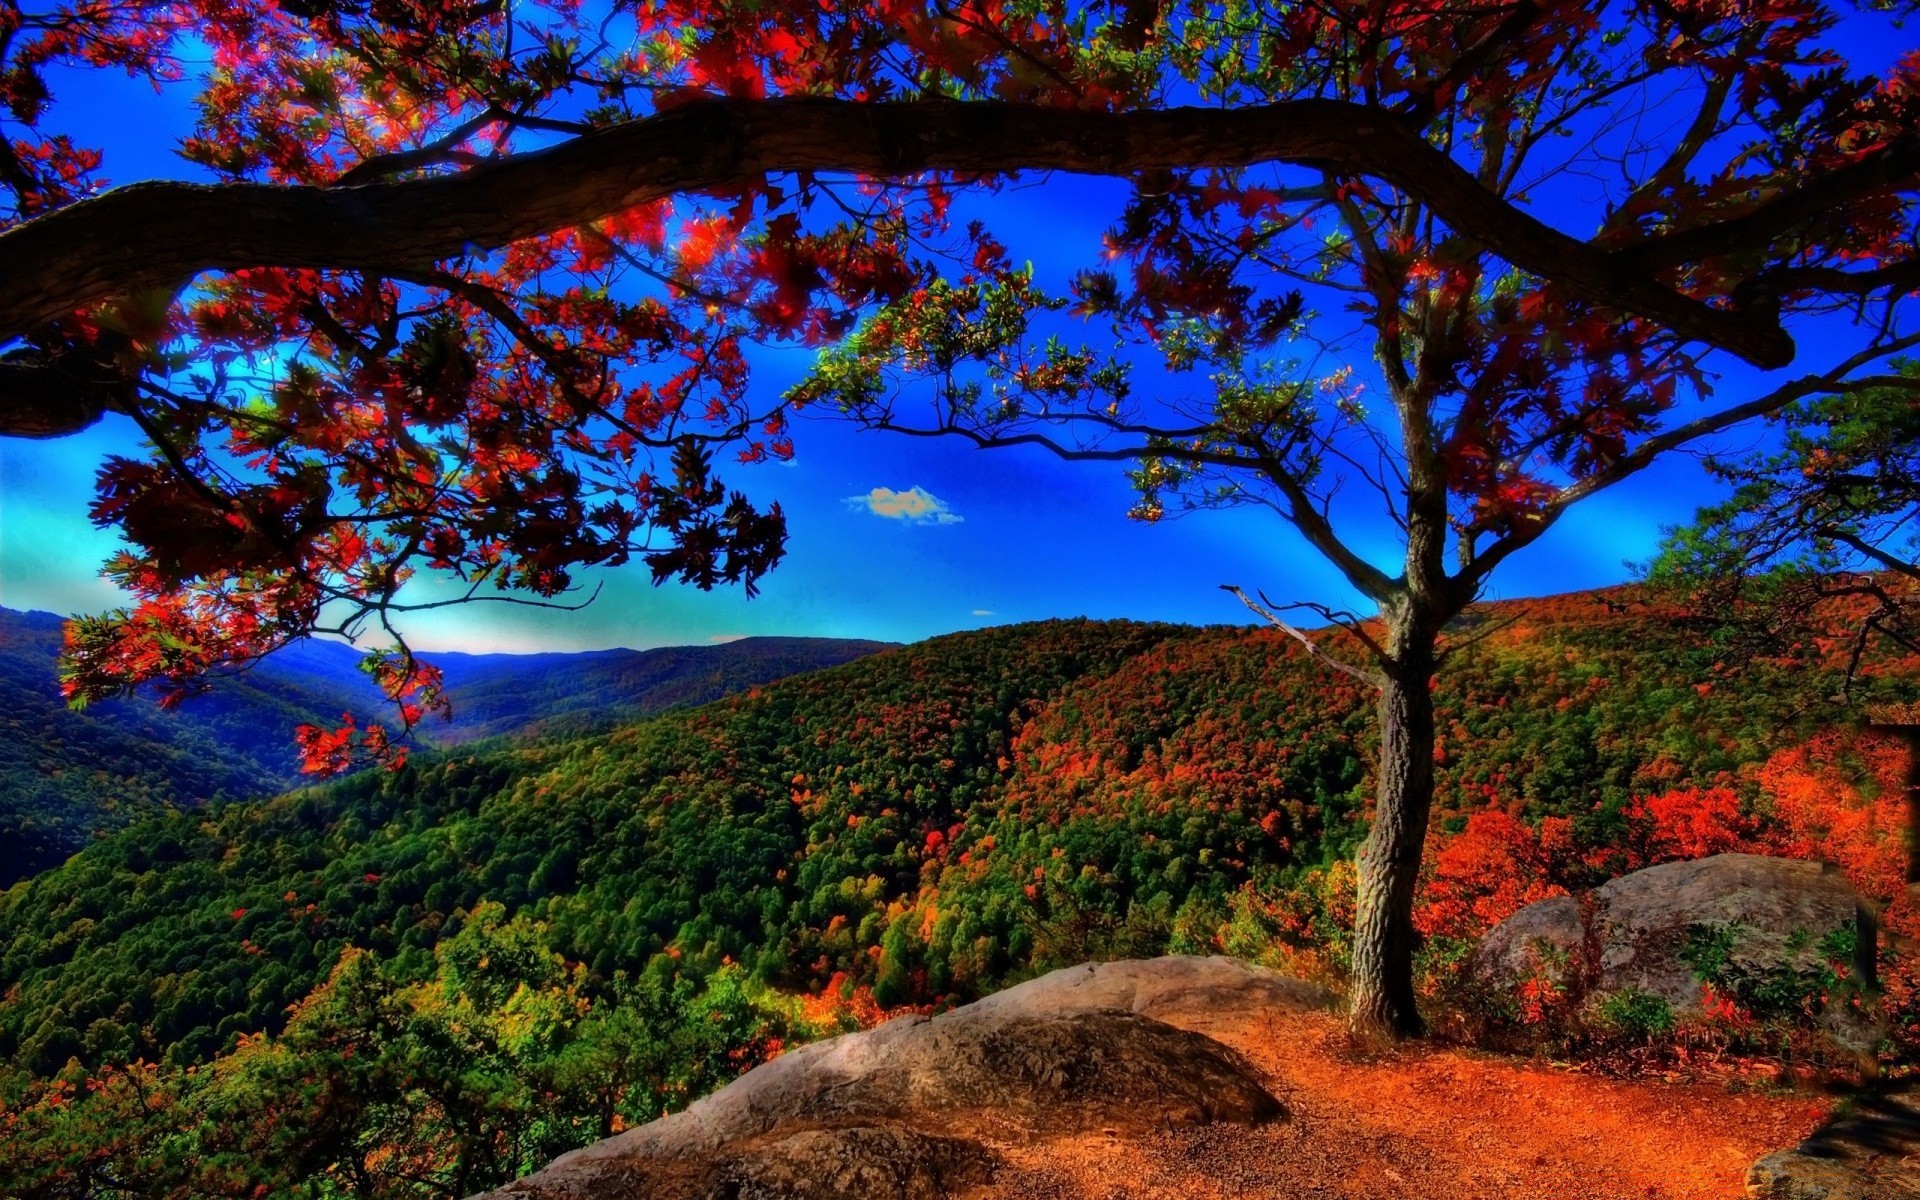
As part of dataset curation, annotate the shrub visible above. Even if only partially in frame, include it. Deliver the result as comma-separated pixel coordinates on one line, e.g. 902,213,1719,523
1596,990,1676,1041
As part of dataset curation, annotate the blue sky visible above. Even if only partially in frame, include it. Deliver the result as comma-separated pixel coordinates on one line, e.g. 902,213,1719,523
0,20,1907,653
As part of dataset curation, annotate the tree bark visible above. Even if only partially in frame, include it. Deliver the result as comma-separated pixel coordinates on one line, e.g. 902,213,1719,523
0,357,110,436
1348,617,1440,1039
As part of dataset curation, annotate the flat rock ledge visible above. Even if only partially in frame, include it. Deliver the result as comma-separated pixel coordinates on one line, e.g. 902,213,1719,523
473,956,1330,1200
1747,1088,1920,1199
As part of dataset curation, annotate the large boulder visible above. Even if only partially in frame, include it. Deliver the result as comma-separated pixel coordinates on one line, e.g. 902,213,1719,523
552,1126,999,1200
474,956,1323,1200
1747,1148,1920,1200
1474,854,1879,1047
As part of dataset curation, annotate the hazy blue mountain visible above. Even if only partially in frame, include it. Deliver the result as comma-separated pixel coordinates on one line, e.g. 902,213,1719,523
0,609,380,884
0,606,894,885
426,637,901,743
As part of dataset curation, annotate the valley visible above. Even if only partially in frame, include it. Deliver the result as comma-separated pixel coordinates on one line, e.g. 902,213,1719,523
0,605,891,885
3,590,1916,1197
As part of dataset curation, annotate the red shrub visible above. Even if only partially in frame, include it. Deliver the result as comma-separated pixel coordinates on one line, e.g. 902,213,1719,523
1416,811,1570,941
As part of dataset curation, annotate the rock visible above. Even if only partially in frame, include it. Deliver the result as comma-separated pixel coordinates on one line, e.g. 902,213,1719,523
1747,1087,1920,1199
1474,893,1584,985
474,956,1320,1200
965,954,1336,1036
1474,854,1879,1047
477,1126,995,1200
1746,1149,1919,1199
719,1127,998,1200
579,1008,1282,1157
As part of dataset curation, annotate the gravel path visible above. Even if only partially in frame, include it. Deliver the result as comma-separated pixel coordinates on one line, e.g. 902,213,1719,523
980,1010,1828,1200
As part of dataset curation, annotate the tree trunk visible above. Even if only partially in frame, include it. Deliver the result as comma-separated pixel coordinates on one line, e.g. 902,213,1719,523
1348,623,1438,1039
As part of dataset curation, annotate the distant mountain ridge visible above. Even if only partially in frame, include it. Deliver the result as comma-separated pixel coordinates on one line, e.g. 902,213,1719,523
425,636,901,743
0,605,895,885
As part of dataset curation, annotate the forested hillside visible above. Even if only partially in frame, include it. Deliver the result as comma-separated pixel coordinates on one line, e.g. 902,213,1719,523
3,596,1915,1197
0,607,890,885
0,609,385,885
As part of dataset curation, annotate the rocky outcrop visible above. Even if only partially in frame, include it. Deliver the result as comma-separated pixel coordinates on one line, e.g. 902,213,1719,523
1474,854,1879,1048
964,953,1335,1032
1747,1088,1920,1199
569,1125,999,1200
474,956,1327,1200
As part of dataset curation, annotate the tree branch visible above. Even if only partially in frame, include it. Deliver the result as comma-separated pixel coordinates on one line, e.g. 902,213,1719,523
1435,610,1523,665
1619,137,1920,274
1465,340,1920,584
1744,257,1920,305
0,95,1795,379
1248,445,1400,603
0,350,119,436
1221,584,1386,686
868,415,1255,465
1257,588,1394,663
1820,525,1920,583
0,320,161,438
1397,1,1544,128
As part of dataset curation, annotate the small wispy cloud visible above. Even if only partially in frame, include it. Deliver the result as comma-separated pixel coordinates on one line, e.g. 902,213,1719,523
847,486,963,525
971,609,995,617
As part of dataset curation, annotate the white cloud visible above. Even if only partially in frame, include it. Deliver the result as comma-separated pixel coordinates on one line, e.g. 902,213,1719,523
971,609,995,617
847,486,963,525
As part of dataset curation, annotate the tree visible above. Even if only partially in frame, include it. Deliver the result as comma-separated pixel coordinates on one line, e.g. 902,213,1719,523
1652,362,1920,689
781,3,1920,1034
3,0,1919,1037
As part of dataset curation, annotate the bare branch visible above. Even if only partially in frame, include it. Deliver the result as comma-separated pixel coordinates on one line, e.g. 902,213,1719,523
1221,584,1386,687
1820,526,1920,584
868,416,1257,465
1256,587,1393,663
1745,258,1920,306
330,107,505,187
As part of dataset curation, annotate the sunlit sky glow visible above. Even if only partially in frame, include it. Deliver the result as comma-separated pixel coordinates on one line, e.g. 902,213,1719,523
0,17,1909,653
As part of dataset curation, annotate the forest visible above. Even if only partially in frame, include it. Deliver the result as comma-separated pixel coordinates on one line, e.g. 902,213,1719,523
0,608,385,886
4,591,1916,1197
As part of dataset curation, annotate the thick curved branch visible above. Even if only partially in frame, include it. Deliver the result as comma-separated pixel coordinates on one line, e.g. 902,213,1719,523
0,96,1795,374
1749,258,1920,303
0,346,132,436
1821,525,1920,583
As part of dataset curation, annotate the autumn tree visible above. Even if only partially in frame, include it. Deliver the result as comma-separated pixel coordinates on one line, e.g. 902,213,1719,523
3,0,1920,1038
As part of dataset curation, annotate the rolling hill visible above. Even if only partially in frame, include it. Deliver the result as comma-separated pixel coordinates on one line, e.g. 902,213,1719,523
423,636,902,743
0,606,892,885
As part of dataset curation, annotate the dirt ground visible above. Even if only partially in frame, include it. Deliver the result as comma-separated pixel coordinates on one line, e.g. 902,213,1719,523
982,1008,1831,1200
